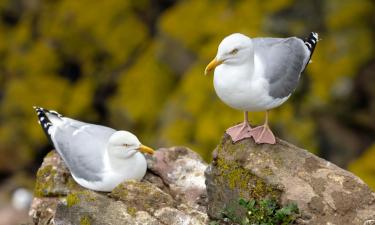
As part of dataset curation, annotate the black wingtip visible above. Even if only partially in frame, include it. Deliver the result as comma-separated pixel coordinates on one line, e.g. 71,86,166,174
34,106,54,138
304,32,319,54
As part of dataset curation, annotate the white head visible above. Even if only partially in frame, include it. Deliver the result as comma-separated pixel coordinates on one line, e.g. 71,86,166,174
205,33,254,73
107,131,154,159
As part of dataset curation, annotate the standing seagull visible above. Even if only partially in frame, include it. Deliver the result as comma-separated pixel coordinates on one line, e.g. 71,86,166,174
34,107,154,192
205,32,318,144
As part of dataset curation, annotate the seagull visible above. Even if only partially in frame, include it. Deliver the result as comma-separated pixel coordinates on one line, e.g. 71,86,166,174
34,106,154,192
205,32,318,144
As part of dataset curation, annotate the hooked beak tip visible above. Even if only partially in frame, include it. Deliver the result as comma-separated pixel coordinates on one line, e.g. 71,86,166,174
204,58,223,75
137,144,155,155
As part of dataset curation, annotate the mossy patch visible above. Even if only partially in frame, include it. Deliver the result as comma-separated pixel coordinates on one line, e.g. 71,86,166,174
80,215,91,225
66,193,80,207
111,183,129,199
34,165,57,197
127,206,137,217
207,136,283,220
46,151,57,158
110,180,175,213
216,157,280,199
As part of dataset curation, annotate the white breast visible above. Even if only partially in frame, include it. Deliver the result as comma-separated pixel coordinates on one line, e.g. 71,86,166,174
213,55,289,111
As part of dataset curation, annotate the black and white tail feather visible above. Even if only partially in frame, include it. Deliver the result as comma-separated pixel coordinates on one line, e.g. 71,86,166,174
304,32,319,57
300,32,319,71
33,106,64,139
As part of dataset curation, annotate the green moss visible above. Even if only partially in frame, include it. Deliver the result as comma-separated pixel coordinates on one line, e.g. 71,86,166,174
127,206,137,217
216,156,280,200
81,190,97,202
260,167,274,177
110,183,129,199
80,216,91,225
109,180,174,214
66,193,80,207
46,151,56,158
66,176,79,190
34,165,57,197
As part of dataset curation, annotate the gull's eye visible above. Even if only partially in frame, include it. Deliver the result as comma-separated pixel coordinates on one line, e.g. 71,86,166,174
123,144,129,147
229,48,239,55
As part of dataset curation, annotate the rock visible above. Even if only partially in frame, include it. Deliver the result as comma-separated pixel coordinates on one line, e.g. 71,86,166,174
29,150,84,225
33,150,82,198
146,147,208,211
30,138,375,225
205,134,375,225
30,147,208,225
54,190,160,225
110,180,176,214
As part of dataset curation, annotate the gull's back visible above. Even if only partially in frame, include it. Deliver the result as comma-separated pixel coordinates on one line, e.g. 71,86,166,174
252,33,318,99
34,107,116,182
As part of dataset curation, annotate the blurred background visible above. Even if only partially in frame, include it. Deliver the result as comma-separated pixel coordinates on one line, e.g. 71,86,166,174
0,0,374,224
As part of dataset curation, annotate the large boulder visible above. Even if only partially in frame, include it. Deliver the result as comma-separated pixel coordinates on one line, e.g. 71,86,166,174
205,134,375,225
29,147,208,225
29,136,375,225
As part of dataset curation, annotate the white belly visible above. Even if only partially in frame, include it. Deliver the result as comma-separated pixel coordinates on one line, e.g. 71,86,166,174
213,63,289,111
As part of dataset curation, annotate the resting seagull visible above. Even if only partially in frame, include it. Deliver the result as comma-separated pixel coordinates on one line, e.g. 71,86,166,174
205,32,318,144
34,107,154,191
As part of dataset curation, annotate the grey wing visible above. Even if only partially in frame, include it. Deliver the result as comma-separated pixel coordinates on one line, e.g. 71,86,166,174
253,37,310,98
52,118,116,182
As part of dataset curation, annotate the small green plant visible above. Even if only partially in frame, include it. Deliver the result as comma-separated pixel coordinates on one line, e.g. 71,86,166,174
222,198,299,225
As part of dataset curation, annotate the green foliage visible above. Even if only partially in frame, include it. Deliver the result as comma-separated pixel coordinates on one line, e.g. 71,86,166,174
222,198,299,225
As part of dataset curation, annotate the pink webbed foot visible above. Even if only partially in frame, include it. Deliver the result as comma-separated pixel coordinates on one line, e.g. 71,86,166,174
226,122,253,143
250,125,276,144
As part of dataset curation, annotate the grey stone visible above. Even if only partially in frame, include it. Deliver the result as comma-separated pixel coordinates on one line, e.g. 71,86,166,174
205,134,375,225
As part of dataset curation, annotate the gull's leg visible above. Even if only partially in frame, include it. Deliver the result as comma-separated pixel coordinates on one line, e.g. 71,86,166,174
250,110,276,144
226,111,252,142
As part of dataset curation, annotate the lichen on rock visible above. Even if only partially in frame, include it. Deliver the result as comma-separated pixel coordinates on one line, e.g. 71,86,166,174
30,147,208,225
33,150,82,198
30,139,375,225
206,134,375,225
110,180,176,214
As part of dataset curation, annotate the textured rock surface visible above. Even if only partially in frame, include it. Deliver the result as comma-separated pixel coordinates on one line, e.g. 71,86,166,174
147,146,208,210
206,134,375,225
29,147,208,225
30,137,375,225
29,150,84,225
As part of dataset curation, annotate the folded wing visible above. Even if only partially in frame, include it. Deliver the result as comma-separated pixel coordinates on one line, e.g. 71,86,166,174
253,37,310,99
52,118,116,182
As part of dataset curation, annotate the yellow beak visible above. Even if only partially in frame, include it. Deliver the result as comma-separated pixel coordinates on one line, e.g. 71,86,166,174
137,144,155,155
204,58,223,75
